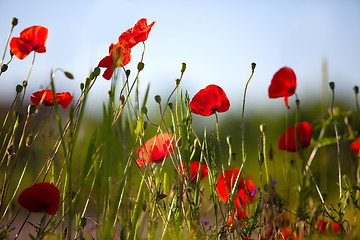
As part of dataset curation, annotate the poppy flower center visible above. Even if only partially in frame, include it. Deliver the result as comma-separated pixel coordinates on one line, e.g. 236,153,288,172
211,106,219,114
288,86,296,94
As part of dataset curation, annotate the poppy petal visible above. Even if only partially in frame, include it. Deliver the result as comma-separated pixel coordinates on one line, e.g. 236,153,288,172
278,121,312,152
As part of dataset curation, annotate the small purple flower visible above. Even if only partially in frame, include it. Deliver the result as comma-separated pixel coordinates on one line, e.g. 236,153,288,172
203,221,209,226
271,179,277,185
251,188,259,197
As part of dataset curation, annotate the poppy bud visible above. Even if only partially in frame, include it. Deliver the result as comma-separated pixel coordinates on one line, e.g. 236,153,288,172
137,62,144,71
28,104,36,115
143,121,148,130
120,94,125,105
10,49,14,57
296,99,300,108
16,84,23,93
226,136,232,145
329,82,335,91
231,152,237,161
81,217,87,228
26,134,34,147
85,78,91,88
259,124,267,133
23,80,27,87
93,67,100,77
89,72,94,80
125,69,131,78
344,115,352,126
141,106,147,114
354,86,359,95
251,62,256,71
1,64,8,73
64,71,74,79
155,95,161,104
181,63,186,73
11,18,18,26
168,102,173,110
80,83,84,90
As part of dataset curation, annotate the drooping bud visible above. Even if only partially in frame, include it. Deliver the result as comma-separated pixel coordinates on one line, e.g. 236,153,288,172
137,62,144,71
329,82,335,91
64,71,74,79
155,95,161,104
11,18,18,26
26,134,34,147
16,84,23,93
22,80,28,87
80,83,84,90
181,63,186,73
354,86,359,95
175,78,181,86
226,136,232,146
168,102,173,110
1,64,8,73
259,124,267,133
125,69,131,78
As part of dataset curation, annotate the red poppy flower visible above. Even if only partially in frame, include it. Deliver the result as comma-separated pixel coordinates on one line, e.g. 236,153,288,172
268,67,297,109
17,182,60,215
317,219,340,233
350,137,360,157
136,133,174,167
189,85,230,116
98,42,131,80
10,25,48,60
278,121,312,152
216,168,256,210
30,89,73,109
180,161,208,183
118,18,155,48
227,207,247,227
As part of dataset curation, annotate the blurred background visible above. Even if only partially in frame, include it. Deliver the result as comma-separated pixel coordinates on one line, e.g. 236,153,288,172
1,0,360,202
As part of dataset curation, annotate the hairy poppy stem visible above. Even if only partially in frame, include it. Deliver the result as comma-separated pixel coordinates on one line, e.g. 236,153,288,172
0,20,16,67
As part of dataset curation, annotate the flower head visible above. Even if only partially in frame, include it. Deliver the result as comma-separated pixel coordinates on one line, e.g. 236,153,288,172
30,89,73,109
278,121,312,152
10,25,48,60
350,137,360,157
136,133,174,167
119,18,155,48
97,42,131,80
268,67,297,109
216,168,256,210
180,161,208,183
317,219,340,233
190,84,230,116
17,182,60,215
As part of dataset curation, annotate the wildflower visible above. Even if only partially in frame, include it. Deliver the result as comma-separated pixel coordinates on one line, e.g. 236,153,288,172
136,133,174,167
30,89,73,109
278,121,312,152
190,84,230,116
180,161,208,183
10,25,48,60
317,219,340,233
97,42,131,80
227,207,247,227
268,67,297,109
350,137,360,157
17,182,60,215
216,168,256,210
119,18,155,48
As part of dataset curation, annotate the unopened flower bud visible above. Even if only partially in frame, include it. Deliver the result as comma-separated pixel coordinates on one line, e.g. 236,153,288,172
260,124,267,133
137,62,144,71
354,86,359,95
226,136,232,145
80,83,84,90
93,67,100,77
155,95,161,104
85,78,91,88
175,78,180,86
89,72,94,80
81,217,87,228
1,64,8,73
181,63,186,73
231,152,237,161
329,82,335,91
11,18,18,26
7,145,13,155
28,104,36,115
143,121,148,130
141,106,147,114
64,71,74,79
251,62,256,71
16,84,23,93
26,134,34,147
168,102,173,110
120,94,125,105
22,80,27,87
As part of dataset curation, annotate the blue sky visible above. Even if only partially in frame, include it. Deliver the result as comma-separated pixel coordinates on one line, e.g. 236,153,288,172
1,0,360,116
